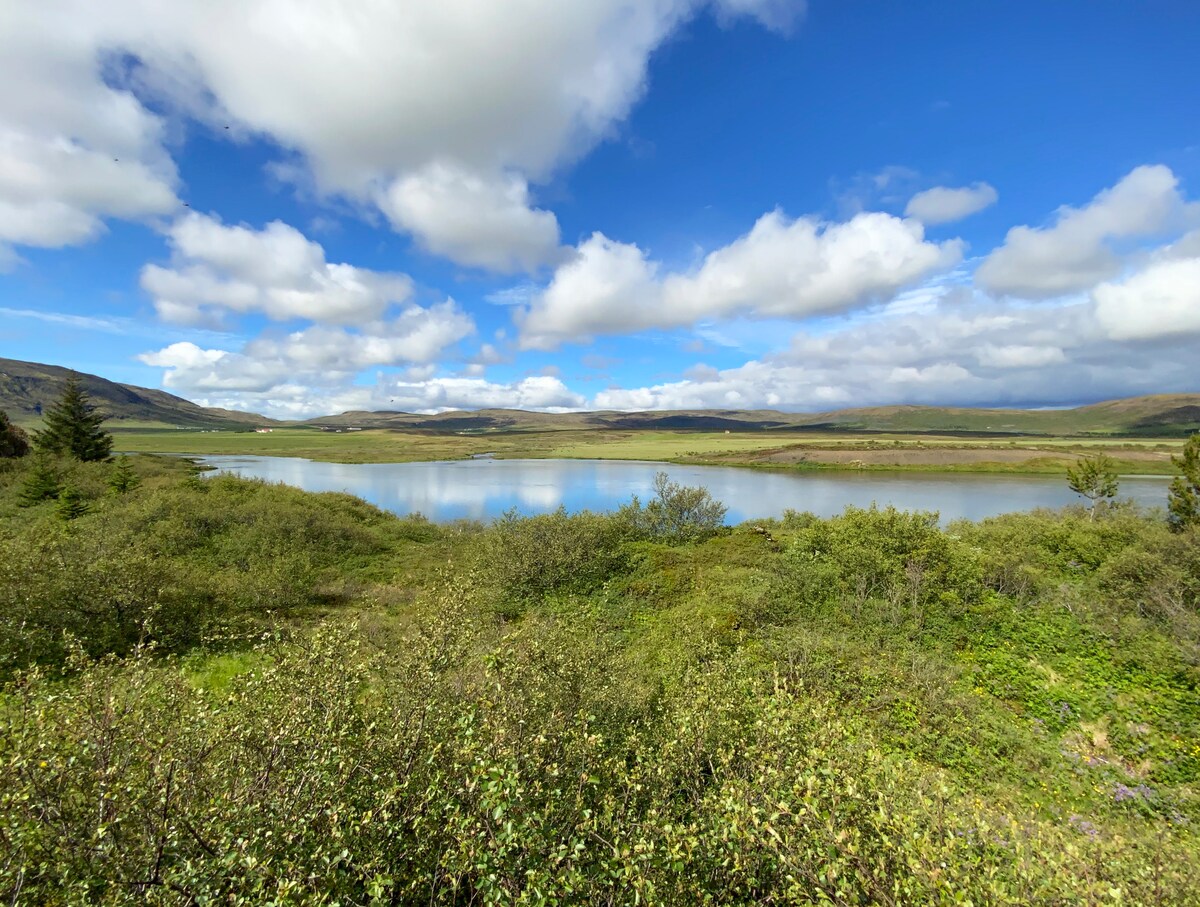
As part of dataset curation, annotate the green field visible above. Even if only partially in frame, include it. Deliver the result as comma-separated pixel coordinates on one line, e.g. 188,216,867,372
110,425,1188,474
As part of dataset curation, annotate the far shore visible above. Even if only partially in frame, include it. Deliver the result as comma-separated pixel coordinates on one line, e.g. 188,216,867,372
111,426,1186,476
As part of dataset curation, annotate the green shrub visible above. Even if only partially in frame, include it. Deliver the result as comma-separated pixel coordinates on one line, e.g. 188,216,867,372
618,471,728,544
0,409,29,458
474,506,632,610
786,506,985,620
2,624,1195,905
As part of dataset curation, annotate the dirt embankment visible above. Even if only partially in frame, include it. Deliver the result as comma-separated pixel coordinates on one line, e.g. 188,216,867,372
725,445,1176,470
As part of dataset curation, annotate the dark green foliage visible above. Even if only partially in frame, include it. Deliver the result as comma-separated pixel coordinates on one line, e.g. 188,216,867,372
1067,453,1120,518
33,373,113,461
17,454,60,506
1168,432,1200,531
107,453,141,494
0,409,29,458
54,483,88,521
620,470,728,543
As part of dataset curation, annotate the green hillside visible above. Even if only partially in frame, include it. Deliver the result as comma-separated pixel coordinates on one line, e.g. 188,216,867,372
306,395,1200,437
0,357,278,430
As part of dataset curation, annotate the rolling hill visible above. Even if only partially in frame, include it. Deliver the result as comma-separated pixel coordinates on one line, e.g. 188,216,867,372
0,358,279,430
304,395,1200,437
3,356,1198,437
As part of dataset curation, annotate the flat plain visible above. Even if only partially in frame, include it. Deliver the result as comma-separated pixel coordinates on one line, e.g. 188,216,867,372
110,425,1187,473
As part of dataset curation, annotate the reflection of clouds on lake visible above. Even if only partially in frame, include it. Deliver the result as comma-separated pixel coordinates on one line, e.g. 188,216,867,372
199,456,1171,524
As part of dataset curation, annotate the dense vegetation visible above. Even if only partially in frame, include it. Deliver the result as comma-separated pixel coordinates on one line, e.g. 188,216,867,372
1,449,1199,904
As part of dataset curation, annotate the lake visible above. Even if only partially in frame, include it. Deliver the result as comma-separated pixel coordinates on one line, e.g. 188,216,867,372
193,455,1172,524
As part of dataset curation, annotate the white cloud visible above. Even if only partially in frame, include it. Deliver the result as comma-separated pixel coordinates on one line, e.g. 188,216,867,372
905,182,997,224
140,301,474,393
1094,257,1200,341
141,212,414,325
387,375,585,413
176,374,584,420
976,165,1191,298
975,343,1067,369
0,3,180,259
519,210,961,348
379,162,561,272
711,0,805,31
0,0,802,267
594,291,1198,411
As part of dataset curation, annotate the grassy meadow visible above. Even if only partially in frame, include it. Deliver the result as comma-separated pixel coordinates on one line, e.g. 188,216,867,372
1,450,1198,903
109,424,1187,474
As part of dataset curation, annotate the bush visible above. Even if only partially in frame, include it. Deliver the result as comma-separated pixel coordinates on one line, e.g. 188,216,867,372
0,472,415,673
2,623,1195,905
474,506,632,610
786,506,985,621
619,471,728,544
0,409,29,458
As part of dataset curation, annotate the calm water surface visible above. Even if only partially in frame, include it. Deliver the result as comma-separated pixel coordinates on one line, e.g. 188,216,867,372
194,455,1171,524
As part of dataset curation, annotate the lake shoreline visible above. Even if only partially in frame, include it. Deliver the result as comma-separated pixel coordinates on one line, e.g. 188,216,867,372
186,453,1172,524
148,447,1178,477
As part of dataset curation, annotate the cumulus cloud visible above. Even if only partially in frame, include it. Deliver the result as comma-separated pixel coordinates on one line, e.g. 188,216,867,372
519,210,961,348
0,4,179,259
169,373,584,420
139,301,474,393
0,0,802,268
593,292,1197,412
1094,257,1200,341
904,182,997,224
379,162,562,272
976,165,1192,298
141,212,414,326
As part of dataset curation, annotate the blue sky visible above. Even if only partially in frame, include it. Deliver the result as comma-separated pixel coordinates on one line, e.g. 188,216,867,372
1,0,1198,417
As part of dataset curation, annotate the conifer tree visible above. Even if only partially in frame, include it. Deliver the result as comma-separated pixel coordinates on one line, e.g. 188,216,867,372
108,454,141,495
0,409,30,458
18,455,61,506
55,483,88,521
34,375,113,462
1168,433,1200,532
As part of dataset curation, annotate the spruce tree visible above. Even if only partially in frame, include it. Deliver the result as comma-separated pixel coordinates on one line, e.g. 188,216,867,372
34,374,113,462
0,409,30,458
1168,433,1200,532
108,454,141,495
55,483,89,521
18,455,61,506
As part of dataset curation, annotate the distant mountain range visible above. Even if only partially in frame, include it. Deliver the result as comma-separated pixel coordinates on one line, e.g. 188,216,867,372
3,356,1199,436
306,397,1200,437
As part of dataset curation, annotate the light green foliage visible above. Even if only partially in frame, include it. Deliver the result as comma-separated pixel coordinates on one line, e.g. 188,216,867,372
1067,453,1120,517
33,374,113,462
2,618,1195,904
0,409,29,458
474,507,632,613
1,463,1199,902
1168,432,1200,531
619,471,728,543
0,461,433,671
107,454,141,495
